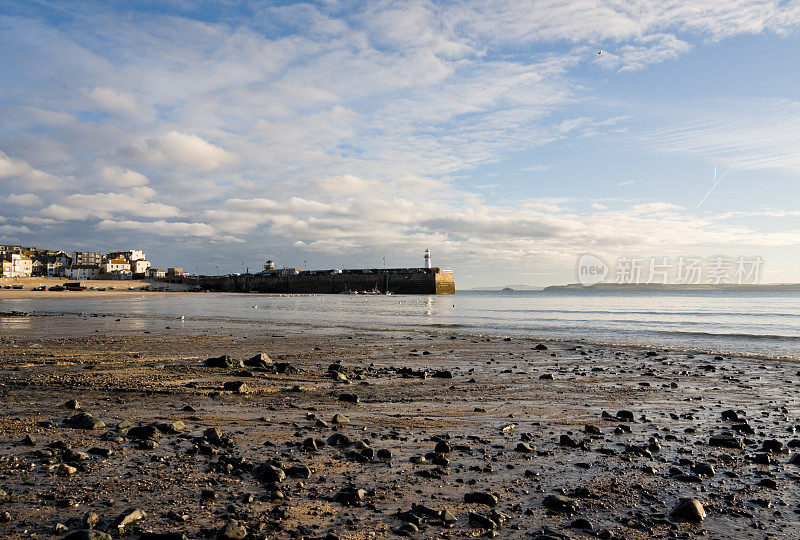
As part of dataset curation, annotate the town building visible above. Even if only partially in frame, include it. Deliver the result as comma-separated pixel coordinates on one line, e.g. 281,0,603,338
73,251,102,266
66,265,100,280
147,267,166,279
131,259,151,275
103,258,130,275
0,253,33,277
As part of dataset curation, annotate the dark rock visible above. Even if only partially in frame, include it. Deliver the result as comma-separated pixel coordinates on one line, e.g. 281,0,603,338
515,442,534,453
377,448,392,461
560,434,578,448
534,344,548,350
432,370,453,379
154,420,185,434
435,440,451,454
65,412,105,430
334,486,366,506
692,462,715,477
21,434,36,446
539,373,554,380
468,512,497,529
571,518,593,530
789,453,800,465
543,494,578,514
670,498,705,522
616,410,634,422
222,381,250,393
244,353,272,368
205,355,242,368
721,409,740,421
338,393,359,403
709,434,744,449
274,362,297,374
286,464,311,479
464,491,498,507
63,399,81,409
761,439,784,453
256,464,285,483
127,425,162,441
217,519,248,540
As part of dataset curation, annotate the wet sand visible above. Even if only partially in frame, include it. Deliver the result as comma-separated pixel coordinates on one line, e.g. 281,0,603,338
0,313,798,539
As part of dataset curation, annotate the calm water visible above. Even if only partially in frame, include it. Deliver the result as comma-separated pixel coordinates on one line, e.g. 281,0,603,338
2,290,799,360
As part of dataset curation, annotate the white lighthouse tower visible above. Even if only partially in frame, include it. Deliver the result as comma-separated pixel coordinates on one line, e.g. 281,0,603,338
424,248,431,269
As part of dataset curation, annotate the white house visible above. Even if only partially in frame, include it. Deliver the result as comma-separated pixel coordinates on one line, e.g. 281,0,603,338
131,259,151,275
0,253,33,277
67,265,100,280
103,258,130,274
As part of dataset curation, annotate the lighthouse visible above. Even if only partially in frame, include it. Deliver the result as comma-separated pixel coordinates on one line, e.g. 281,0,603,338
424,248,431,269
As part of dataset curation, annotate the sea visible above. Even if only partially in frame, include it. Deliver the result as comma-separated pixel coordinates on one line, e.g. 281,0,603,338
1,289,798,360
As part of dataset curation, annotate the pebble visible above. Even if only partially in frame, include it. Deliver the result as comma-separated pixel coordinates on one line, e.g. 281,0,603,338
670,498,706,522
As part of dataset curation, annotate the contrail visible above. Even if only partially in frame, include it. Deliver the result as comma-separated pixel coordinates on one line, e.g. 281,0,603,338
697,152,743,208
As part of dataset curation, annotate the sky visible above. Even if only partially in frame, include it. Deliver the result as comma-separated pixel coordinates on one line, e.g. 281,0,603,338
1,0,799,288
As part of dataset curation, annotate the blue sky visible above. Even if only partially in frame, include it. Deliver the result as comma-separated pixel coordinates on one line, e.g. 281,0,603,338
1,0,799,287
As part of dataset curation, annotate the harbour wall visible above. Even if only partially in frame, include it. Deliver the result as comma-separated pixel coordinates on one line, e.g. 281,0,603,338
186,269,455,295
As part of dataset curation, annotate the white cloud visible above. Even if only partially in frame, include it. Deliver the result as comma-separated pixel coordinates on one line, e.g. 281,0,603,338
100,166,149,187
0,224,31,235
141,131,239,171
42,191,181,220
96,219,235,240
0,150,68,191
88,87,140,114
6,193,43,206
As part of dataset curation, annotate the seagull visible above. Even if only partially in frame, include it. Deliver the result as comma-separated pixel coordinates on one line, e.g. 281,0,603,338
597,50,606,55
180,315,185,320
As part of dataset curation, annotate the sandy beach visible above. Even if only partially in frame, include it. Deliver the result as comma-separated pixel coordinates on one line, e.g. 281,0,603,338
0,278,190,300
0,312,797,539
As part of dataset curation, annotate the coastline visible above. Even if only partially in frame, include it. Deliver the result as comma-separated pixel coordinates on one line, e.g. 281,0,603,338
0,314,797,538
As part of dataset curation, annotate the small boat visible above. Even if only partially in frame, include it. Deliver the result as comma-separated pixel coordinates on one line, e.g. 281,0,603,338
339,290,358,295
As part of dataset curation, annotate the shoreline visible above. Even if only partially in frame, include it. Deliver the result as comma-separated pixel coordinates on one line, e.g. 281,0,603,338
3,308,799,363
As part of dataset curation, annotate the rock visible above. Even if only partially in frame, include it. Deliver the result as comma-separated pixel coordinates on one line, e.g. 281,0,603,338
338,393,359,403
62,531,113,540
21,434,36,446
571,518,593,530
560,434,578,448
83,511,99,529
709,434,744,449
721,409,740,421
205,355,242,368
0,489,9,503
789,454,800,465
464,491,498,507
761,439,784,453
217,520,247,540
432,370,453,379
327,433,351,447
115,508,146,532
435,440,451,454
63,398,81,409
538,373,554,380
377,448,392,461
515,442,534,453
223,381,250,393
692,462,715,477
154,420,185,434
332,414,350,424
274,362,297,374
467,512,497,529
244,353,272,368
55,523,69,534
128,425,162,441
334,486,366,506
65,412,105,430
0,511,10,523
543,494,578,514
286,464,311,478
670,498,705,523
534,343,548,350
256,464,286,483
616,410,634,422
394,522,418,536
58,464,77,476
